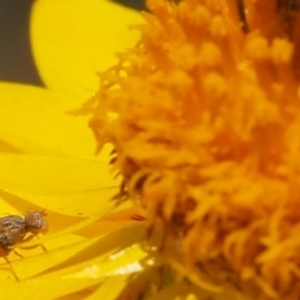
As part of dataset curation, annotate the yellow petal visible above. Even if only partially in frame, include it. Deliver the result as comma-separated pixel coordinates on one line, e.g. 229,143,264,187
85,275,132,300
0,154,115,193
2,269,104,300
0,153,119,216
0,82,99,158
11,235,98,280
1,224,147,299
30,0,143,102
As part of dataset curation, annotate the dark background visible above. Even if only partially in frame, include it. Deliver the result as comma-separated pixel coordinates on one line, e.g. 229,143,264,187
0,0,145,86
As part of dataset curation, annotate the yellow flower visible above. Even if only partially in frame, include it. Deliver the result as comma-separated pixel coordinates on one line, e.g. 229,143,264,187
0,1,153,299
4,0,300,299
88,0,300,299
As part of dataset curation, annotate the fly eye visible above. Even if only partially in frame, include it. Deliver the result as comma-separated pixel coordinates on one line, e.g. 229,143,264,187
25,212,45,229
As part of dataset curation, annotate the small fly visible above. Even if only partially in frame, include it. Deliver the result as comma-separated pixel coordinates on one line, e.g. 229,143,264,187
278,0,300,12
278,0,300,23
236,0,300,33
0,211,46,254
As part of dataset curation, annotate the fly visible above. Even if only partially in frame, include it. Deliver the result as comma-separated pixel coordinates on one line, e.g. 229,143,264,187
277,0,300,25
0,211,46,254
236,0,300,33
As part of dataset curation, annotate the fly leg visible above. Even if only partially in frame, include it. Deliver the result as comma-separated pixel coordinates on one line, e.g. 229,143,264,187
0,247,19,281
17,233,48,253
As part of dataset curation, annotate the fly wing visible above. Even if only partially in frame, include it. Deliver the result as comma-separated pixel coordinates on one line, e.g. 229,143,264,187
0,216,26,249
0,223,10,250
0,223,6,233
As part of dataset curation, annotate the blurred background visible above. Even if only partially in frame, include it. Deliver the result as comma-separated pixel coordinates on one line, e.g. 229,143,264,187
0,0,145,87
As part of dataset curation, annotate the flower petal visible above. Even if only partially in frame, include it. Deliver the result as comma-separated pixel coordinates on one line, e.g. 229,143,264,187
0,82,101,158
1,224,147,299
85,275,133,300
30,0,143,101
0,153,119,216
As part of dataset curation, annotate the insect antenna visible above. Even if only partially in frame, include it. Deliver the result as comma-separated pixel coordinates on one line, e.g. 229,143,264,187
236,0,249,32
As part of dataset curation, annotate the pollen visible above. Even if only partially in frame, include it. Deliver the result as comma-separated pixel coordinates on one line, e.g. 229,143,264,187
88,0,300,299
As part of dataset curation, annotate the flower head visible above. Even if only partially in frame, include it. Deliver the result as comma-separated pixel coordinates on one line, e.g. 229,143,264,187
87,0,300,298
